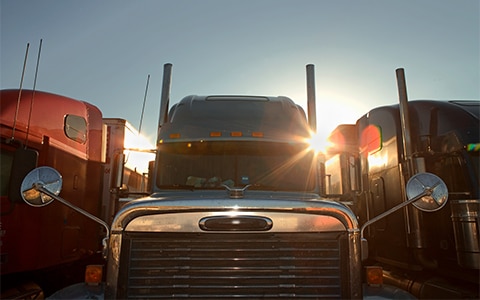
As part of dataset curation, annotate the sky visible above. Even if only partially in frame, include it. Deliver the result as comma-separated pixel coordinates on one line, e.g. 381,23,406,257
1,0,479,146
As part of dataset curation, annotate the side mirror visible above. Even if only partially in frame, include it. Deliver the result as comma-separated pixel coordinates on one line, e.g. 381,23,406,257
20,166,110,258
407,172,448,212
20,166,62,207
361,172,448,260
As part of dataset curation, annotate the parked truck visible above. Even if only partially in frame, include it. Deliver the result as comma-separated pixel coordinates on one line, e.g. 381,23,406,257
19,64,457,299
101,118,153,224
323,69,479,298
0,89,149,298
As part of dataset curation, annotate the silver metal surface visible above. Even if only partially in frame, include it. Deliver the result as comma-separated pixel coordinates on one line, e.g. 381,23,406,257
20,166,62,207
406,172,448,212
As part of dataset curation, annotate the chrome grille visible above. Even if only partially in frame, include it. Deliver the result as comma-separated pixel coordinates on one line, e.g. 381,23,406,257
118,232,348,299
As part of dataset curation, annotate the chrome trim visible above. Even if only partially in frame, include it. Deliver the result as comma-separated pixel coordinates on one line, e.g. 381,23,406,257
198,215,273,231
125,211,345,232
105,233,121,299
108,193,361,298
112,193,358,232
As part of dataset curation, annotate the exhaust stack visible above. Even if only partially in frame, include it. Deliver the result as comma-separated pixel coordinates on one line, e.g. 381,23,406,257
157,63,173,140
306,64,317,132
396,68,413,173
396,68,436,268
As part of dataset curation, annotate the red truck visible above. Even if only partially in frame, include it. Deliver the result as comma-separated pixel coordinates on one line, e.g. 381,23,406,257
0,89,149,298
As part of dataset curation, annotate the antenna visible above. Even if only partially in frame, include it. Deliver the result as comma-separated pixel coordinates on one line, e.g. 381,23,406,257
25,39,43,147
138,74,150,135
11,42,30,140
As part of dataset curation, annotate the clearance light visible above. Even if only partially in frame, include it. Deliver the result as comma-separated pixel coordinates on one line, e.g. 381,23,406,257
85,265,103,285
252,132,264,138
365,266,383,286
210,132,222,137
169,133,181,139
230,131,242,137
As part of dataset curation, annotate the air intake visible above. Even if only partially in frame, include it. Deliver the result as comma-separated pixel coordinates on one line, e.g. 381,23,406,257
117,231,349,298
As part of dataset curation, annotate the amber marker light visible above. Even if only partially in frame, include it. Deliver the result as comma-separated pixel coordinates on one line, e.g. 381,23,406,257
85,265,103,285
230,131,242,137
365,266,383,286
210,131,222,137
169,133,181,139
252,132,263,137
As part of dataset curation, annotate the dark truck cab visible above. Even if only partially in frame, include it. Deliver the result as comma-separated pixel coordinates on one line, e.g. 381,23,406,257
323,70,479,298
105,94,365,298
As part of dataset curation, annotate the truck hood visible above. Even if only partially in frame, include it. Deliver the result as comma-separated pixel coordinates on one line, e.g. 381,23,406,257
111,190,358,232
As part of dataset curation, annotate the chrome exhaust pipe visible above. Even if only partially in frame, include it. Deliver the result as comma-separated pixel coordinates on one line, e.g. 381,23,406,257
306,64,317,133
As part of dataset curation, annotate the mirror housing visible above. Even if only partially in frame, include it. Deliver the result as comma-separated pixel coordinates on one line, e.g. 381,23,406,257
407,172,448,212
20,166,62,207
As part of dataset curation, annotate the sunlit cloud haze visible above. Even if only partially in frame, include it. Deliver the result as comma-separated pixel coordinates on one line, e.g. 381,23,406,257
1,0,478,145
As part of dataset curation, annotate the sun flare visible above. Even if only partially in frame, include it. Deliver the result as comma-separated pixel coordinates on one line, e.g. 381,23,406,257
306,131,332,155
123,126,156,174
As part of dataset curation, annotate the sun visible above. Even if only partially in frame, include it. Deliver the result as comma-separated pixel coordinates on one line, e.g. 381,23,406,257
306,131,331,155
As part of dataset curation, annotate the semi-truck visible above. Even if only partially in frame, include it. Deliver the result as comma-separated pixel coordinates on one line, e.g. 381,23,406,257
19,64,454,299
101,118,153,223
323,69,479,298
0,89,149,298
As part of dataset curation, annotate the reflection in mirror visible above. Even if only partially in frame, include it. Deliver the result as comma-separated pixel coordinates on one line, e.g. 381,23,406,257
20,166,62,207
406,172,448,212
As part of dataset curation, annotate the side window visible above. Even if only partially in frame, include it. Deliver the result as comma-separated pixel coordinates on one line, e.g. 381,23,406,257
360,124,382,155
325,154,343,194
64,114,87,144
0,150,14,197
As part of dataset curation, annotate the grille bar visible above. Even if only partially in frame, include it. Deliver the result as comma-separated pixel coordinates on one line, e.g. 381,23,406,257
120,232,346,299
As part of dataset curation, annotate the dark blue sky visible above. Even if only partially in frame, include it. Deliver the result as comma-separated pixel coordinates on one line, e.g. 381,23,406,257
1,0,479,144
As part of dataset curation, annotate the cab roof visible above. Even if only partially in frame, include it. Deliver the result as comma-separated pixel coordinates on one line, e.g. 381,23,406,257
159,95,311,143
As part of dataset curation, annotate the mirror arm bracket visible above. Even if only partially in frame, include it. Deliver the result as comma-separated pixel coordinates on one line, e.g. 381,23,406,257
360,189,429,240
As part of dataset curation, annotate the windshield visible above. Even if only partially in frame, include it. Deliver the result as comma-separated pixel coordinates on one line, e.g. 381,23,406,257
156,141,317,192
